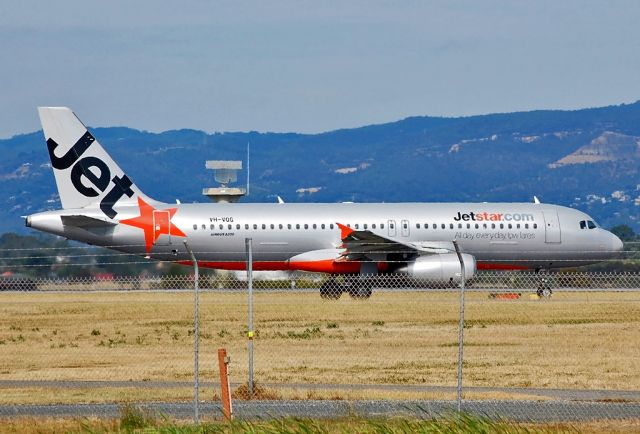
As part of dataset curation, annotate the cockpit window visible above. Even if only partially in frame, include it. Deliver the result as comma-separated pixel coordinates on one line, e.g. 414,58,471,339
587,220,596,229
579,220,586,229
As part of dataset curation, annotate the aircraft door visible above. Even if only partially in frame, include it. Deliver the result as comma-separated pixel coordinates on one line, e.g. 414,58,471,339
542,210,561,243
388,220,397,237
401,219,410,237
153,210,172,245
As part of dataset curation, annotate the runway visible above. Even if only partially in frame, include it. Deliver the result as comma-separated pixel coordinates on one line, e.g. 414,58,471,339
2,380,640,421
1,399,640,422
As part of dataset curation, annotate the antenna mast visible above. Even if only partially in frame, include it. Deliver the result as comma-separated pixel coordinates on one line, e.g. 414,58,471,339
246,142,250,196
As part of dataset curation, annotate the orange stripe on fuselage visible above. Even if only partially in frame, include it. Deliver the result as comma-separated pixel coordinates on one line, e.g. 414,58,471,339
177,260,362,273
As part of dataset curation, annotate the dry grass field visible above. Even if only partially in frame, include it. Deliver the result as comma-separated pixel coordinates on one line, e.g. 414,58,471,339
0,290,639,404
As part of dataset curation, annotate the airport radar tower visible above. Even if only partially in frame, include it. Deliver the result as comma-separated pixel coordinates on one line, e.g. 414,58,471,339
202,160,247,203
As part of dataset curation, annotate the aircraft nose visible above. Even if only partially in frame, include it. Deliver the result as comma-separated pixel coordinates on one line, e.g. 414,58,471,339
610,233,624,253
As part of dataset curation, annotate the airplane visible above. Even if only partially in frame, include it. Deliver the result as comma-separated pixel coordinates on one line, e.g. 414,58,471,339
25,107,624,298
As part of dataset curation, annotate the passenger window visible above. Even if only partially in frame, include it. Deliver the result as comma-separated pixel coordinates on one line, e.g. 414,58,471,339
474,223,479,229
203,224,207,230
245,224,249,230
262,224,266,230
492,223,496,229
355,224,359,229
270,224,275,229
467,223,470,229
304,224,308,229
588,221,596,229
483,223,487,229
193,224,197,230
533,223,537,229
500,223,504,229
380,224,384,229
458,223,462,229
516,224,520,229
253,224,258,230
321,223,325,229
508,224,512,229
525,224,529,229
279,224,283,229
364,223,368,229
287,224,292,229
228,224,232,230
441,223,445,229
296,224,300,229
330,224,335,229
217,224,222,230
313,224,317,229
450,223,454,229
210,224,214,230
390,223,395,229
580,220,586,229
416,223,420,229
433,224,437,229
372,224,376,229
404,223,408,229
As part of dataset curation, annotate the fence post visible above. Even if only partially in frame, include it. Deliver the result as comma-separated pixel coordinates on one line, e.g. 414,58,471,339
184,240,200,424
245,238,254,397
217,348,233,420
452,240,466,412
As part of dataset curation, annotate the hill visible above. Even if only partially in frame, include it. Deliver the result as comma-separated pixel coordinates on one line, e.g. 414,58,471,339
1,101,639,234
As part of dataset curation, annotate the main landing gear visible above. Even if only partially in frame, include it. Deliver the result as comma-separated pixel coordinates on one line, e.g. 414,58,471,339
320,275,373,300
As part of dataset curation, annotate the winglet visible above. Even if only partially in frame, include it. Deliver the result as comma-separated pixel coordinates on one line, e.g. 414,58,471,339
336,222,353,240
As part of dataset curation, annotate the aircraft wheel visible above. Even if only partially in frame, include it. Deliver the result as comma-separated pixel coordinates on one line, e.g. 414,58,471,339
347,278,373,299
320,280,342,300
537,287,553,298
348,286,373,299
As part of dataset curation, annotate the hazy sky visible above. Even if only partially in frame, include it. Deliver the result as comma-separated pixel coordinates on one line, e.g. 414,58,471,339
1,0,640,138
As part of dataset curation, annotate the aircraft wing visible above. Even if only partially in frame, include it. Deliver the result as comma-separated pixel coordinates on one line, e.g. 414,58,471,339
337,223,453,261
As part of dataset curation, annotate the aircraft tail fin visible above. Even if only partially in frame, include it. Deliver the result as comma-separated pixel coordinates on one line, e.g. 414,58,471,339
38,107,148,218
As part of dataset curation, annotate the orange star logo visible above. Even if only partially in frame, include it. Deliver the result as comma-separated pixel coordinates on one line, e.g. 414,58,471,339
120,197,186,251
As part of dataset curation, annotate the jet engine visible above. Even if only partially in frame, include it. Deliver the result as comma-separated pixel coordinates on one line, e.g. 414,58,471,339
398,253,476,284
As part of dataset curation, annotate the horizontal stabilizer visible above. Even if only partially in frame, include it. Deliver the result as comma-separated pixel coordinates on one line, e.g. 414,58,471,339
60,215,118,228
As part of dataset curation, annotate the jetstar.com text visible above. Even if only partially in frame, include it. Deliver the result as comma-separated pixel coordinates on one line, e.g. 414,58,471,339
453,212,535,222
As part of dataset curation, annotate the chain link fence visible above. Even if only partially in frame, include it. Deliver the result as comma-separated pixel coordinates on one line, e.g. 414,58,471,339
1,271,639,422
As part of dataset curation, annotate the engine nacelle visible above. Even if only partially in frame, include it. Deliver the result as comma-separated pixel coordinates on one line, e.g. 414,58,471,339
399,253,476,284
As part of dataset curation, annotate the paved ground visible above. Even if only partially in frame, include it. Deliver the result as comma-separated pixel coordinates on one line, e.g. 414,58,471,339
1,400,640,422
2,381,640,422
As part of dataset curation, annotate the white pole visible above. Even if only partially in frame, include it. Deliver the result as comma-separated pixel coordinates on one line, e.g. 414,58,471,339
245,238,254,397
246,142,250,196
453,240,466,413
184,240,199,423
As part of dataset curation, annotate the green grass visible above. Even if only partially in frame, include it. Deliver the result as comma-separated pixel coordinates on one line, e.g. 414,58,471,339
4,405,633,433
73,406,582,434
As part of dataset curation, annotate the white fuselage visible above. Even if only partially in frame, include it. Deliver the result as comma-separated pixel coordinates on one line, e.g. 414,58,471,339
27,201,623,272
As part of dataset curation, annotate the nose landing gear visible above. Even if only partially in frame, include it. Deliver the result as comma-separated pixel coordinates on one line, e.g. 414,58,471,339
535,270,553,298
